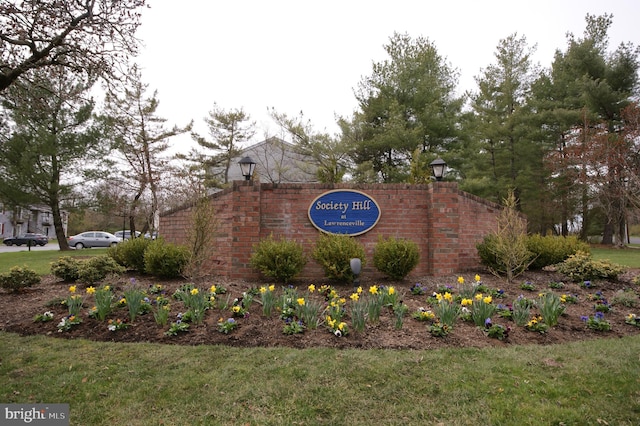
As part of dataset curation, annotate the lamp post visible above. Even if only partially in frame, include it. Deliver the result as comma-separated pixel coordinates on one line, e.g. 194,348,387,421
429,158,447,181
238,156,256,181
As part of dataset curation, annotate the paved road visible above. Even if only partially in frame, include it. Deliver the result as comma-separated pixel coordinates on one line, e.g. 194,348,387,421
0,242,62,254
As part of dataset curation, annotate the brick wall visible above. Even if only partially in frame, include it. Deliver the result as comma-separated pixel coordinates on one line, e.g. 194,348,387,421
160,181,504,280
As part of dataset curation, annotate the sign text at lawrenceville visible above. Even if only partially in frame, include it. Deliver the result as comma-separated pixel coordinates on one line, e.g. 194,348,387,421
308,190,381,236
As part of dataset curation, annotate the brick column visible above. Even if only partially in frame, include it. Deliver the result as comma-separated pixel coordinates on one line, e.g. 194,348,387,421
427,182,460,275
229,180,261,280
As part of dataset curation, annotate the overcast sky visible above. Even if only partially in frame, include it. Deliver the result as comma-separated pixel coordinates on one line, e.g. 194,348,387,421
135,0,640,149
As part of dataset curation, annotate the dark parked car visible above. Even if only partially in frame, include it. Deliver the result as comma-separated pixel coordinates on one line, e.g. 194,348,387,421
68,231,120,249
2,233,49,246
114,230,142,241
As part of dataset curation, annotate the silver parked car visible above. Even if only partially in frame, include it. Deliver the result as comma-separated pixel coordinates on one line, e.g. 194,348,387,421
68,231,120,249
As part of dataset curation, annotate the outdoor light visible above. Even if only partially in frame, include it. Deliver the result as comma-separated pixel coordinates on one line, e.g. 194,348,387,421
429,158,447,181
238,156,256,181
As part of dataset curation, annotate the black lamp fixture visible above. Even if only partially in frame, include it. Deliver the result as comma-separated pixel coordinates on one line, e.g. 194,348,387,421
429,158,447,181
238,156,256,181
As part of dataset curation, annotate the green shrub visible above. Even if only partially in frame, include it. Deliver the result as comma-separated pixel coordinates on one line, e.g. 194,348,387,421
556,251,625,281
77,256,126,285
108,237,152,272
50,256,82,281
312,233,366,282
373,236,420,280
250,235,307,283
526,234,590,269
0,265,40,292
144,239,190,278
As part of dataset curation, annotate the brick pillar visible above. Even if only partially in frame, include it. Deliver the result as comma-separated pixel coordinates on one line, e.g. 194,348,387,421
229,180,261,280
427,182,460,276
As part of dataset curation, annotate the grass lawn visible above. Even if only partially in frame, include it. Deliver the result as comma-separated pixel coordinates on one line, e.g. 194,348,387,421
1,245,640,424
0,248,110,274
1,332,640,425
591,246,640,268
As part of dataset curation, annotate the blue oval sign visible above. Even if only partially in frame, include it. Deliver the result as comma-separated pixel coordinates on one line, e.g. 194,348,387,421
308,190,381,236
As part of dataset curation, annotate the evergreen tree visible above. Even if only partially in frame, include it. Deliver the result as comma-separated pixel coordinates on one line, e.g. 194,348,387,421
465,34,539,211
350,32,464,182
0,67,109,249
183,103,255,188
104,67,191,235
530,14,639,241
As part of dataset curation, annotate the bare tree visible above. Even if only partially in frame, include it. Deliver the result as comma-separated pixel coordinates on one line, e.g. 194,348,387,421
0,0,146,92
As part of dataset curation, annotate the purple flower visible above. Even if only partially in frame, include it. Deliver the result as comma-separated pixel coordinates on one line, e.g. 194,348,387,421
584,281,591,287
595,312,605,320
227,318,236,324
485,317,492,326
581,316,589,322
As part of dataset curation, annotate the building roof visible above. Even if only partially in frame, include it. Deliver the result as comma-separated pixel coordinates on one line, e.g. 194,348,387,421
226,137,319,183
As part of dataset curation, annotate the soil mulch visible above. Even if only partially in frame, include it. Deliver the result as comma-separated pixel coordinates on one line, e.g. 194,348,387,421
2,269,639,350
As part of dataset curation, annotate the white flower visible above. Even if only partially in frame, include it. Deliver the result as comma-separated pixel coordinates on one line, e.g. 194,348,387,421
334,330,342,337
108,325,116,332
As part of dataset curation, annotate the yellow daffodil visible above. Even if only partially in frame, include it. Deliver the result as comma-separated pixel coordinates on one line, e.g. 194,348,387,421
86,286,96,294
357,286,363,294
457,276,465,284
104,285,110,291
444,292,453,302
369,285,379,295
268,284,275,292
475,293,483,301
475,274,481,282
461,298,473,306
388,286,395,295
339,298,346,304
350,293,359,301
190,288,199,295
308,284,316,292
69,285,77,293
436,293,443,302
297,298,305,306
483,295,492,304
338,322,346,331
259,286,267,294
210,285,217,293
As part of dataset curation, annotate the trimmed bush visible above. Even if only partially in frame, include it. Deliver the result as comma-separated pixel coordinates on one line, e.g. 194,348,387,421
526,234,590,269
312,233,366,282
50,256,82,281
77,255,126,285
143,239,190,278
373,236,420,280
250,235,307,283
556,250,625,281
108,237,152,272
0,265,40,292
